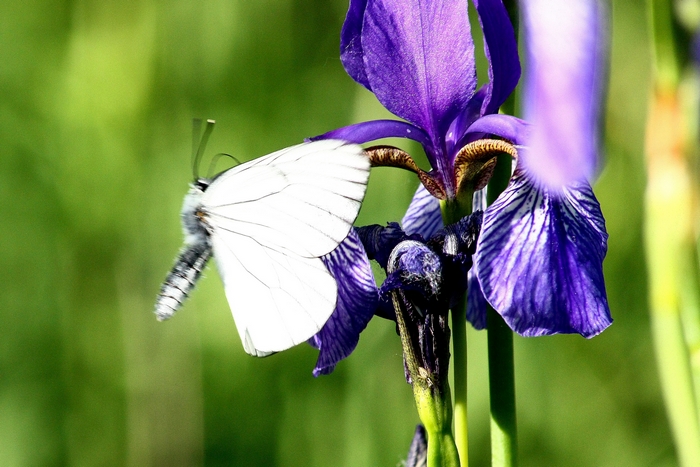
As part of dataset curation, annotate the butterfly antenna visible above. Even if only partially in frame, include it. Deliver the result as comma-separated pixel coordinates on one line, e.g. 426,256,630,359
206,152,241,178
191,118,203,168
191,119,216,180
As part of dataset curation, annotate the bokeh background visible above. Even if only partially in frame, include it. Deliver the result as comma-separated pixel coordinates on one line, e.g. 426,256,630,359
0,0,669,466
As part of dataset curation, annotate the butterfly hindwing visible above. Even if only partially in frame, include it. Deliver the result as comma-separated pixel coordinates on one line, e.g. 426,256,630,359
210,222,338,356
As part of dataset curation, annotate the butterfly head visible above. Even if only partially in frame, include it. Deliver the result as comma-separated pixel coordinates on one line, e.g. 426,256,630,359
181,183,211,244
194,178,211,192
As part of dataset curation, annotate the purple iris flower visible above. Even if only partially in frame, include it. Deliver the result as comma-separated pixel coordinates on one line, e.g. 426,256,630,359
313,0,612,342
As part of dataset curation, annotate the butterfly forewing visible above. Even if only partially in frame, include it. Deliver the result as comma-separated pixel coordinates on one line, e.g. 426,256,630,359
204,191,360,258
201,140,370,258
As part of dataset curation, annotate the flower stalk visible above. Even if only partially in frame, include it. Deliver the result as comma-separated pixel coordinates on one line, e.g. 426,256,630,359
440,179,475,467
645,84,700,467
484,152,518,467
388,253,460,467
486,307,517,467
450,292,469,467
646,0,700,465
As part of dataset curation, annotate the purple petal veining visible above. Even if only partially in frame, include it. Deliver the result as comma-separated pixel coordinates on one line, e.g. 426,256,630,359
402,184,444,239
360,0,477,145
475,169,611,337
312,230,378,376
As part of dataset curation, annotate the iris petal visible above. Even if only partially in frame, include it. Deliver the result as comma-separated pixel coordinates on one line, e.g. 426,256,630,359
402,184,444,238
466,269,488,329
340,0,371,89
521,0,606,188
475,169,611,338
361,0,477,142
312,229,378,376
464,114,530,145
473,0,521,115
445,87,487,155
310,119,433,150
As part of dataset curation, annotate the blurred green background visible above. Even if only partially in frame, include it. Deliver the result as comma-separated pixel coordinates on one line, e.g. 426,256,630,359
0,0,672,465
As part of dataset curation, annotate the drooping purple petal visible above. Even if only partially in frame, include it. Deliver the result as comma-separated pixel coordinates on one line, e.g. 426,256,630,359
521,0,607,188
340,0,371,89
361,0,477,143
466,269,488,329
473,0,521,115
402,184,443,238
309,119,434,151
475,169,611,338
312,230,378,376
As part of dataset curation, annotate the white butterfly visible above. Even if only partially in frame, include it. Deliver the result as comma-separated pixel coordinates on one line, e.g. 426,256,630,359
155,125,370,357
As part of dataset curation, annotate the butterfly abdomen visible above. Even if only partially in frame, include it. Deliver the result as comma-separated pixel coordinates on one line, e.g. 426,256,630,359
155,240,213,321
155,183,213,321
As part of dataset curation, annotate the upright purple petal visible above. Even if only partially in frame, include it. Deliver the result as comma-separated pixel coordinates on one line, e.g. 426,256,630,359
445,87,487,156
473,0,521,115
312,230,378,376
521,0,607,188
475,169,611,338
361,0,477,142
340,0,371,89
402,185,444,238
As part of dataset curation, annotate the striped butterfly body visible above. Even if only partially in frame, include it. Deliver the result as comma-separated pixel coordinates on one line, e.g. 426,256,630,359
155,137,370,357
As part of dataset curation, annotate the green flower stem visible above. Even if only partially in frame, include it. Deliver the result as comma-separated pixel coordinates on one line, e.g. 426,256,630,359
648,0,682,92
392,293,460,467
441,194,474,467
487,3,520,464
414,383,461,467
487,307,518,467
647,1,700,463
645,88,700,467
680,66,700,424
451,293,469,467
484,154,518,467
684,239,700,422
